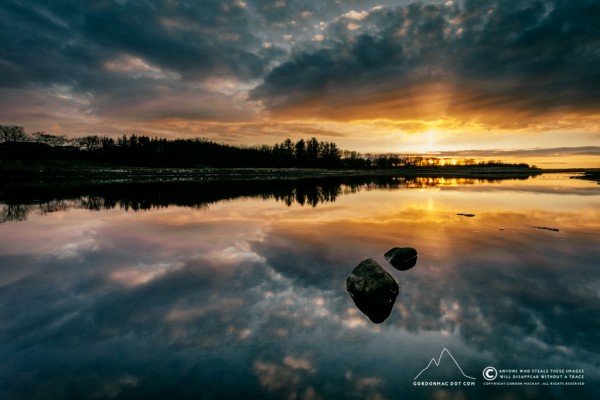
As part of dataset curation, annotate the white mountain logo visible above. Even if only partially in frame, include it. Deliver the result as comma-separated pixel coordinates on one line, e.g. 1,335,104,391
414,348,476,381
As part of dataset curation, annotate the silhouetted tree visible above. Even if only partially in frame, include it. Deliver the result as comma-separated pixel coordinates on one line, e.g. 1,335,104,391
295,139,306,166
31,132,69,147
321,141,342,168
117,134,128,147
0,125,28,143
1,126,531,170
342,150,366,168
78,135,102,151
100,136,115,148
306,137,321,167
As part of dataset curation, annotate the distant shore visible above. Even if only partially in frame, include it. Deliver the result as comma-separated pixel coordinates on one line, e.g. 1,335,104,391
540,168,600,183
0,160,548,181
570,169,600,183
2,159,599,185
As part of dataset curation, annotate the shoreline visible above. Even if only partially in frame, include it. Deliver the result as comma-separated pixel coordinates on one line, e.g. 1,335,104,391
1,160,598,184
1,161,542,180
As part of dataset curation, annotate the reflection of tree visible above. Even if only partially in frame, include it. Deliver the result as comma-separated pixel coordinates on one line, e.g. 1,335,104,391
0,175,531,223
37,200,70,214
79,196,117,211
0,204,31,222
388,176,493,188
278,184,342,207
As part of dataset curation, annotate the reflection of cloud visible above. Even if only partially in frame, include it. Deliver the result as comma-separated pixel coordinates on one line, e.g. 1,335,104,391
164,298,245,323
51,230,99,259
254,355,317,398
1,178,599,399
254,360,301,391
88,375,139,399
203,244,265,266
385,232,600,363
345,370,384,400
284,355,315,372
254,204,600,364
343,316,368,329
110,262,184,287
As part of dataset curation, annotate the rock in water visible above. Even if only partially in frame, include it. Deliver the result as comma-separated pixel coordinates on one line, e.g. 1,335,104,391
384,247,418,271
346,258,399,304
350,295,396,324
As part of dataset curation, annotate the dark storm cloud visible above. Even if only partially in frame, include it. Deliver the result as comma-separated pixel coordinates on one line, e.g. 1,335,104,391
0,0,271,90
80,1,266,81
0,0,298,127
2,0,598,134
252,0,600,120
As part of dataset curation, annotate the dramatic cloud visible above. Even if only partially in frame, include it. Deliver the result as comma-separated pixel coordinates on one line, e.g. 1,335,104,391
0,1,269,85
253,0,600,127
0,0,599,162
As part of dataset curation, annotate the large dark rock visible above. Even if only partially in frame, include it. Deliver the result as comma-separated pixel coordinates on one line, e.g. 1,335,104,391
384,247,418,271
346,258,399,304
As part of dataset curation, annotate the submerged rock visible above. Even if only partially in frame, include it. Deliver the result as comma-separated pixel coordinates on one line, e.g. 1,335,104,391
346,258,399,304
384,247,418,271
350,295,396,324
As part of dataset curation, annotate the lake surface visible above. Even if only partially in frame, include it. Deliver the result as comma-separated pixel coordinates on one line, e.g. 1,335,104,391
1,174,598,399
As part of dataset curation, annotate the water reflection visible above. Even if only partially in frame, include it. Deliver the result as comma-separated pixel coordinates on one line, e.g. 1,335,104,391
0,176,529,223
0,174,598,399
0,203,30,222
349,295,397,324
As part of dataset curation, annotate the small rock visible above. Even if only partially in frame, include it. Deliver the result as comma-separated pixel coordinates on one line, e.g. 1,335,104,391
384,247,418,271
531,225,560,232
346,258,399,304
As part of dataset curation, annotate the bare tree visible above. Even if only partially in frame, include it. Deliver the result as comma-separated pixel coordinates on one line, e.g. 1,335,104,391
0,125,28,143
78,135,101,151
31,132,69,147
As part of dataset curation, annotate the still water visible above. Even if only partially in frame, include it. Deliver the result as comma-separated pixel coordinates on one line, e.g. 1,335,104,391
0,174,598,399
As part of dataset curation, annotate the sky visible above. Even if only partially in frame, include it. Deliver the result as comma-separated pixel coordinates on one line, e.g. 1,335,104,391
1,0,599,166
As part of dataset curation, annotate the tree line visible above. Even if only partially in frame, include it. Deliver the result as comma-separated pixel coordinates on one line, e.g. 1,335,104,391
0,124,346,168
0,124,532,169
